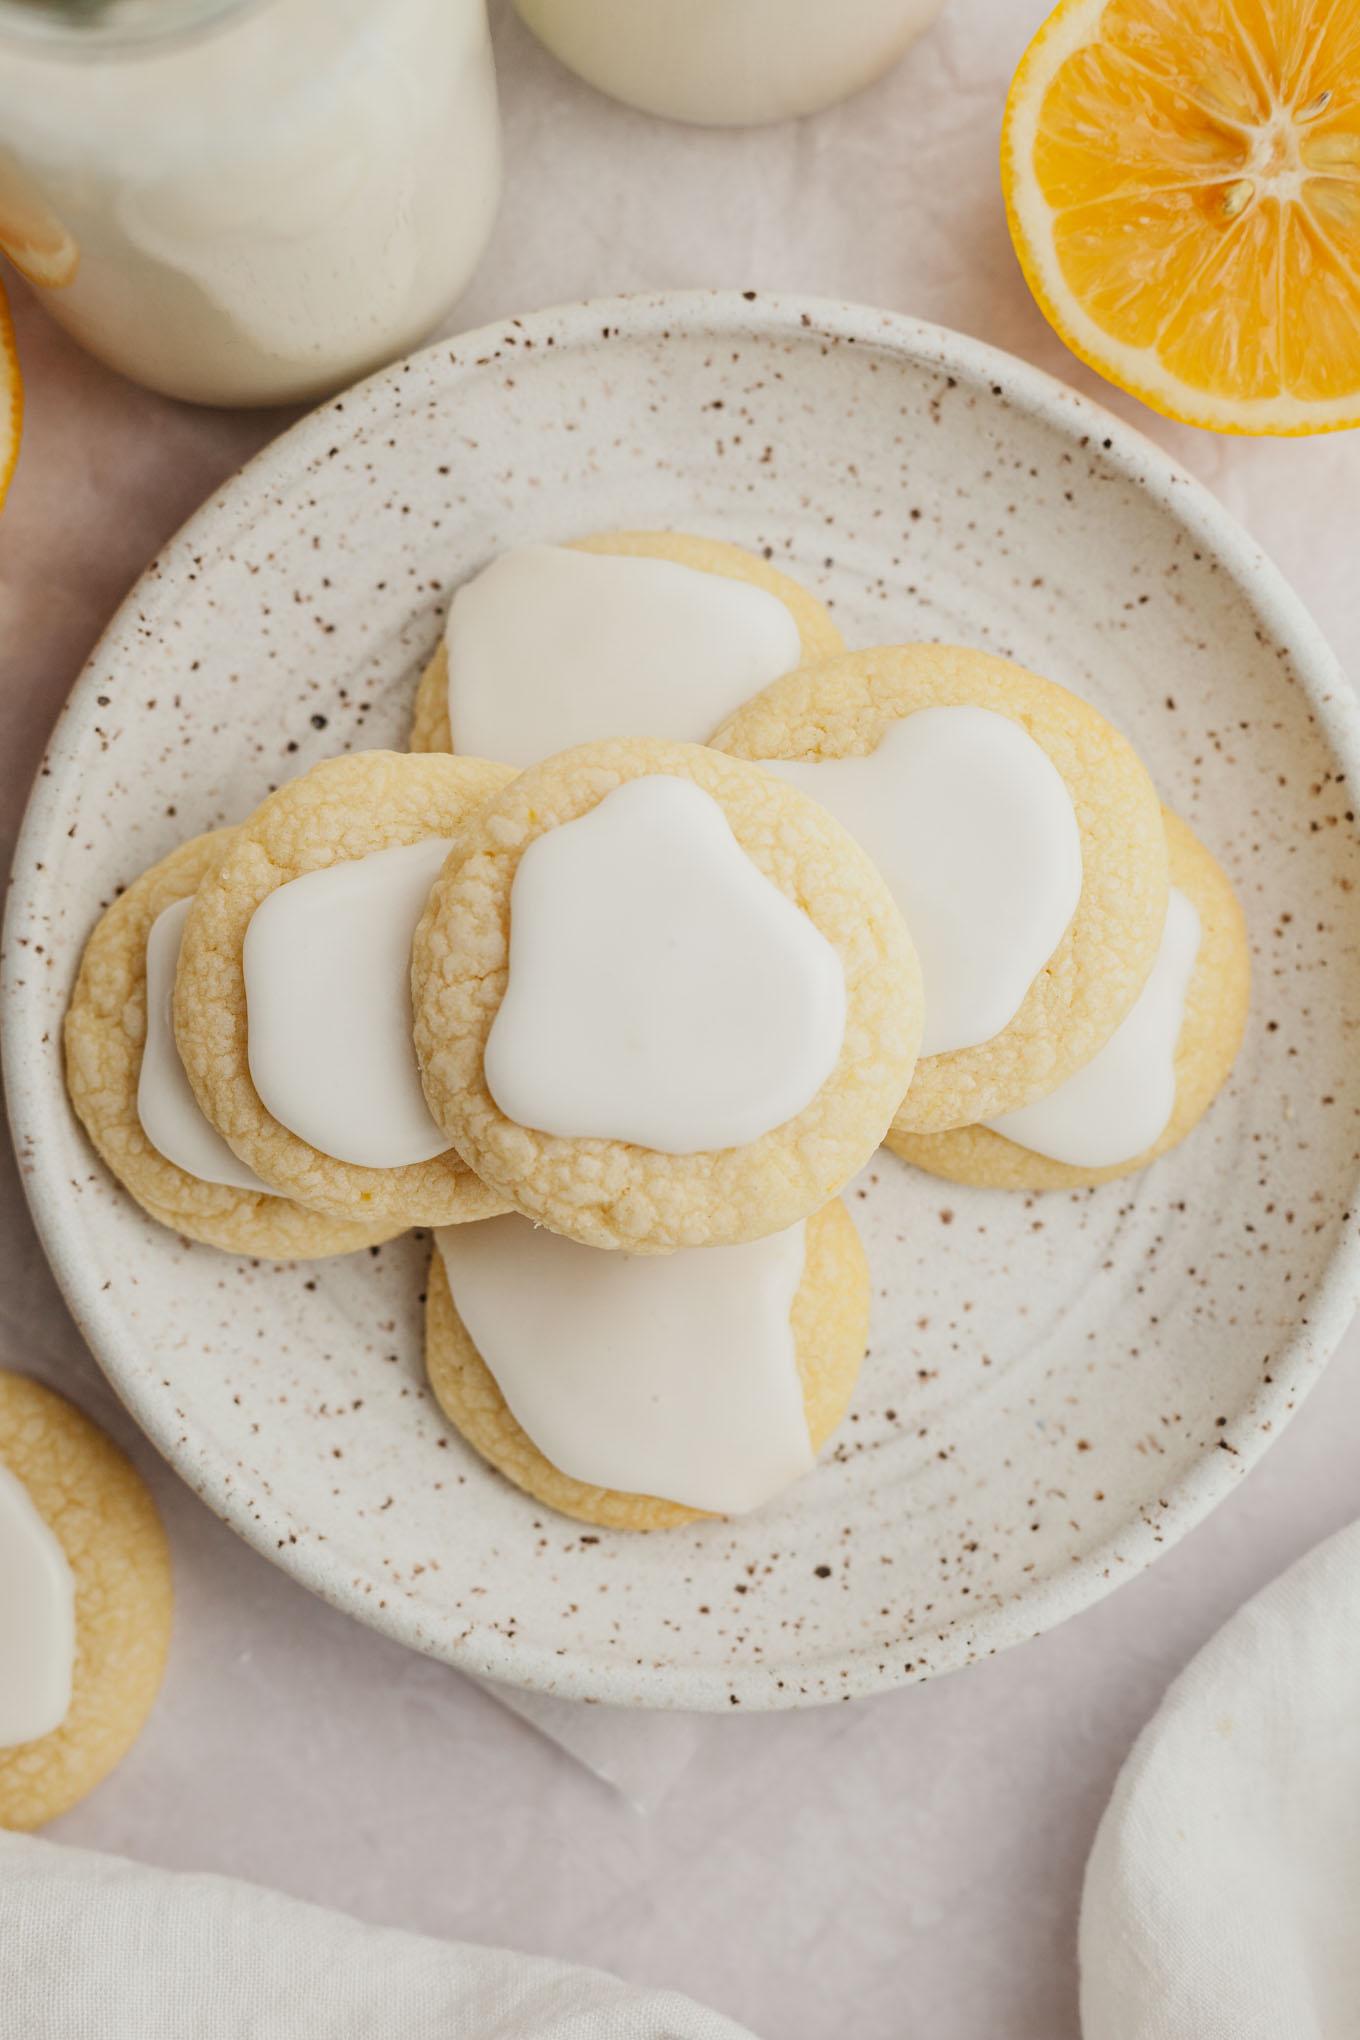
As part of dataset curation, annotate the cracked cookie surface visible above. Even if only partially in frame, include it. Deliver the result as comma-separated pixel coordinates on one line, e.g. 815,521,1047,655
887,810,1248,1188
408,528,845,755
424,1197,868,1529
174,752,515,1228
412,738,922,1252
712,643,1169,1134
64,830,404,1258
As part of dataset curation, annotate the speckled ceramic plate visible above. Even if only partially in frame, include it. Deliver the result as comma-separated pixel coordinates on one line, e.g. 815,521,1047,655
7,293,1360,1710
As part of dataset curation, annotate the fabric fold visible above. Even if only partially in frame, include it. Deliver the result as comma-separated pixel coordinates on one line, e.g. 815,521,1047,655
0,1828,760,2040
1080,1517,1360,2040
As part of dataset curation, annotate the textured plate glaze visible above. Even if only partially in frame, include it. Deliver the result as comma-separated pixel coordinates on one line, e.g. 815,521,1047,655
6,293,1360,1710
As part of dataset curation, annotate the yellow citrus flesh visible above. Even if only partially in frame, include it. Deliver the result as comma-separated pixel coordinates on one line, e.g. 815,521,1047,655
1003,0,1360,433
0,275,21,517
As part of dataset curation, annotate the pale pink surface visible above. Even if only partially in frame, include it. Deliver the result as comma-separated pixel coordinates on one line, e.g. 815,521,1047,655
3,2,1359,2033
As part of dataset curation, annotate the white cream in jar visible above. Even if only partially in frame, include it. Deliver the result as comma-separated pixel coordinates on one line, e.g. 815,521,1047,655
512,0,949,127
0,0,501,406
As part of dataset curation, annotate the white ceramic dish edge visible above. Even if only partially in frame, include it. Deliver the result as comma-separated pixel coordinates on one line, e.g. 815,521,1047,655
6,290,1360,1709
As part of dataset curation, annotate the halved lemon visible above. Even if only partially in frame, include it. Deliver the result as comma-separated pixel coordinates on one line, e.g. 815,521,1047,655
1002,0,1360,434
0,274,21,516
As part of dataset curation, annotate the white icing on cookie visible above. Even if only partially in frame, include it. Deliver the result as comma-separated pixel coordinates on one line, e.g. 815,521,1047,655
243,838,455,1170
139,898,270,1193
986,888,1202,1168
483,775,847,1153
758,706,1083,1058
445,544,804,767
0,1463,76,1748
436,1214,812,1514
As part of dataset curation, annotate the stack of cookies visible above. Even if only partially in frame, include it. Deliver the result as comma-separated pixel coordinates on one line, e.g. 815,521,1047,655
65,529,1248,1530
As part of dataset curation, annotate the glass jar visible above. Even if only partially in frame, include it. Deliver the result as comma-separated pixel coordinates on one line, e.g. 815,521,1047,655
512,0,949,127
0,0,502,406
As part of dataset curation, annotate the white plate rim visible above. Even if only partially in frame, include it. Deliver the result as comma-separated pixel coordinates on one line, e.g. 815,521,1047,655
6,287,1360,1709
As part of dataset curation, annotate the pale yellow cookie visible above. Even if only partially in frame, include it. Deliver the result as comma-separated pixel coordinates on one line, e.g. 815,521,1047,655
64,831,404,1258
711,643,1169,1134
408,529,845,754
887,811,1249,1189
412,738,922,1252
0,1374,172,1831
174,752,515,1228
425,1196,868,1529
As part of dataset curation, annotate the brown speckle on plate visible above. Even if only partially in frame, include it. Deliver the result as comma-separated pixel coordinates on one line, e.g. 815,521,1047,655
5,292,1360,1712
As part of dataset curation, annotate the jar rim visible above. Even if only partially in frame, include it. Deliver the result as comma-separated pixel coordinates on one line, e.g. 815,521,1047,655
0,0,266,57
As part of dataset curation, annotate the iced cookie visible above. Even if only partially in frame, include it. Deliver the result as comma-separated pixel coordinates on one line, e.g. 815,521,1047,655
887,811,1249,1189
412,738,922,1252
174,751,515,1228
712,643,1169,1134
0,1373,172,1831
64,831,405,1258
408,529,844,761
425,1197,869,1529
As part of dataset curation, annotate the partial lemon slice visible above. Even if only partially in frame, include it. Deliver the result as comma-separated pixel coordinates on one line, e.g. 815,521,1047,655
0,274,22,516
1002,0,1360,434
0,150,78,291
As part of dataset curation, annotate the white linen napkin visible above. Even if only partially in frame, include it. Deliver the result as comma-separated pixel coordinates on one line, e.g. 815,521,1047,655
1079,1517,1360,2039
0,1828,760,2039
